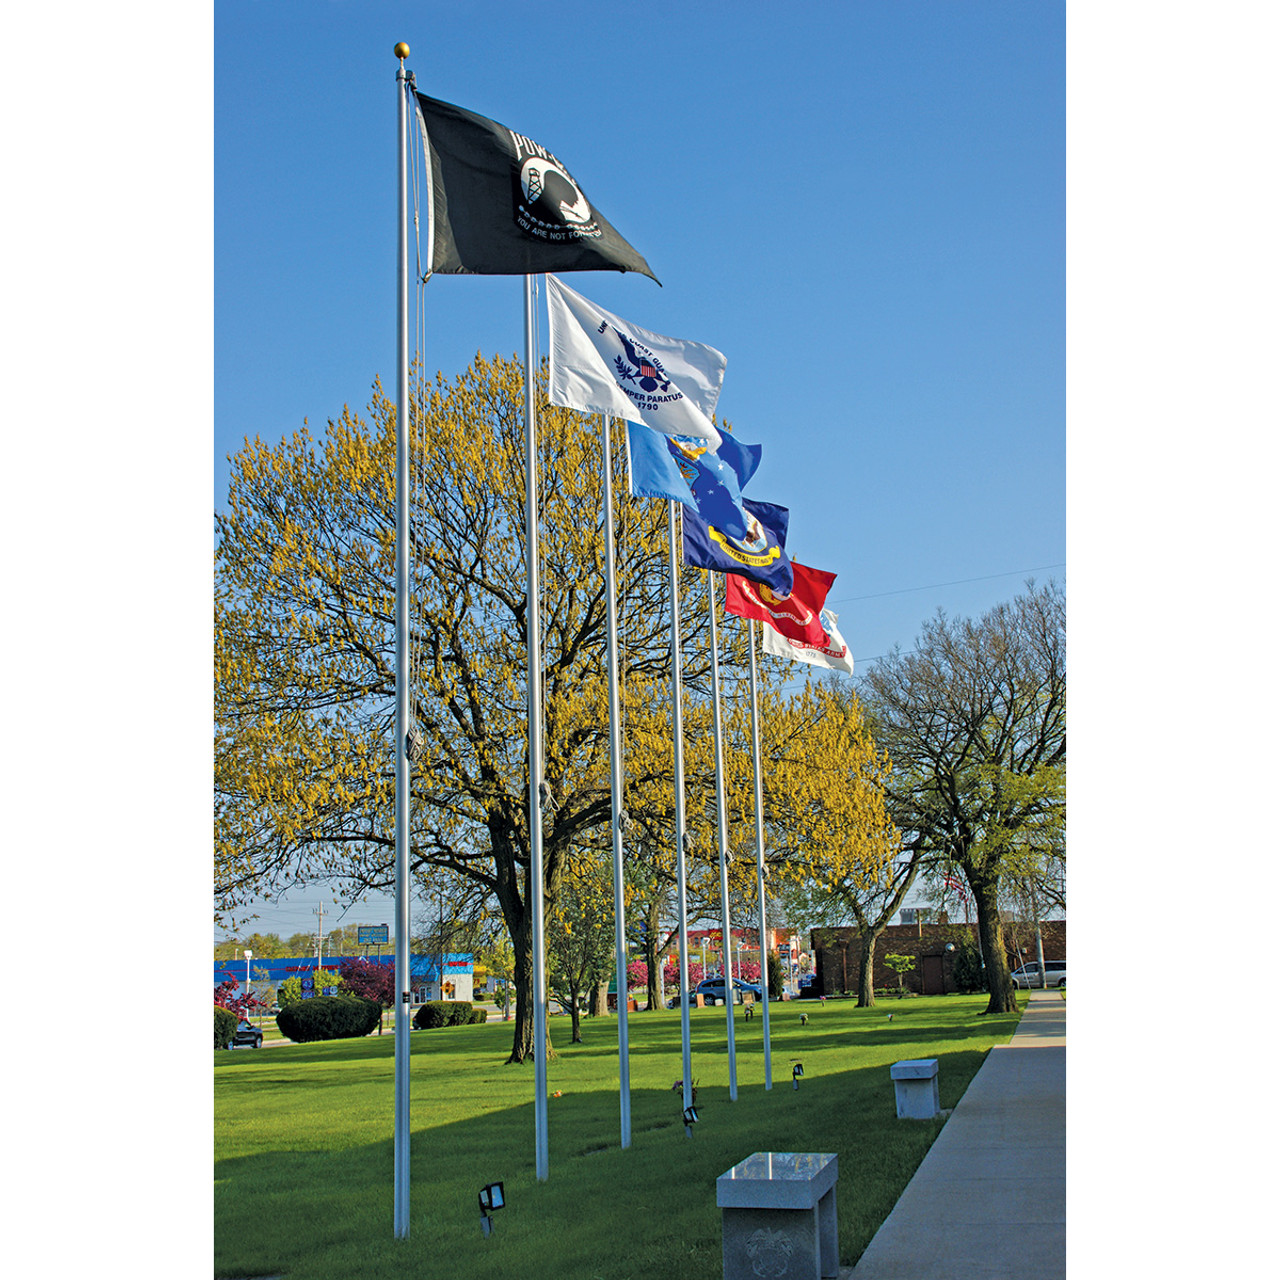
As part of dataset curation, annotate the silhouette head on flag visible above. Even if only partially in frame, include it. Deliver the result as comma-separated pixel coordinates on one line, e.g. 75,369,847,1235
413,93,657,281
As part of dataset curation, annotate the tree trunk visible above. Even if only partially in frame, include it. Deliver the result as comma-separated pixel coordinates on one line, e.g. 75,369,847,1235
506,910,538,1062
568,979,582,1043
643,897,664,1010
856,929,880,1008
589,979,608,1017
973,879,1017,1014
502,894,556,1063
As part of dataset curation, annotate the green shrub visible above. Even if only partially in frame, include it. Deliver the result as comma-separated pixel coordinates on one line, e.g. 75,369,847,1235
468,1006,487,1024
412,1001,449,1030
948,935,987,993
277,969,343,1008
276,995,381,1043
412,1001,478,1030
766,951,785,1000
215,1005,237,1049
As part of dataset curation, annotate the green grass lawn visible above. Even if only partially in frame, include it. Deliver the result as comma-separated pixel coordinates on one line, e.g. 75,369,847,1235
216,994,1023,1279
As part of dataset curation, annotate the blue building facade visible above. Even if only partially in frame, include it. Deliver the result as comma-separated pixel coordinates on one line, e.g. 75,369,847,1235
214,953,475,1002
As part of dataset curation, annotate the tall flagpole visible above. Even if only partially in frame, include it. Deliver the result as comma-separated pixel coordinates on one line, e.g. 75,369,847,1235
747,620,772,1089
601,414,632,1148
707,573,738,1100
525,274,550,1182
668,501,693,1131
392,43,413,1236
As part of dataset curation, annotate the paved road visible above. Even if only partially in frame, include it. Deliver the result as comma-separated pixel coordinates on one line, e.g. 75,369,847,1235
843,991,1066,1279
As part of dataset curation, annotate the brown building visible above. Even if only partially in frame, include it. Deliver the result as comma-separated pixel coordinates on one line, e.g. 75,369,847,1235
810,919,1066,996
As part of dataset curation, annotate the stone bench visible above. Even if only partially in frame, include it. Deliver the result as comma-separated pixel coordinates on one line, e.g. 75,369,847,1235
890,1057,940,1119
717,1151,839,1280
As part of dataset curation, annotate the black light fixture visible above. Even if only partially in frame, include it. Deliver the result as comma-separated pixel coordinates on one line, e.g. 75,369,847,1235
683,1103,699,1128
792,1060,805,1090
479,1182,505,1237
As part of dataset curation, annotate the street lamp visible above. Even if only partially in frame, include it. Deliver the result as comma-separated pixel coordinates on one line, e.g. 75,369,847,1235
943,942,955,995
243,949,254,1023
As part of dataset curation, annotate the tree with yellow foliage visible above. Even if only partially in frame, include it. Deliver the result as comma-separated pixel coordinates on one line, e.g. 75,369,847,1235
216,353,895,1062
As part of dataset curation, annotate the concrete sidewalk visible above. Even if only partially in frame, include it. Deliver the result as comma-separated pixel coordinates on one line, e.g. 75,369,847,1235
843,990,1065,1279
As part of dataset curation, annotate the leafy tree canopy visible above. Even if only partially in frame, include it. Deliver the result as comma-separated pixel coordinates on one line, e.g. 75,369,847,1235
216,354,896,1059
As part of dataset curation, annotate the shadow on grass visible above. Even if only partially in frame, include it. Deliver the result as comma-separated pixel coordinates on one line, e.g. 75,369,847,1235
216,1001,1020,1280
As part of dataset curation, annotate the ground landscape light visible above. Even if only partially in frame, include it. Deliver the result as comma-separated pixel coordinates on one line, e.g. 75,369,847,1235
683,1104,699,1126
792,1061,805,1089
478,1182,505,1237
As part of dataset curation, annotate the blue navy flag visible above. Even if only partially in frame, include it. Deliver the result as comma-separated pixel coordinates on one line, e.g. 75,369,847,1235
626,424,761,538
682,498,794,596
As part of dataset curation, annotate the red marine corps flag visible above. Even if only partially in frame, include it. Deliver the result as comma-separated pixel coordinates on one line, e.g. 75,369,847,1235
724,562,836,648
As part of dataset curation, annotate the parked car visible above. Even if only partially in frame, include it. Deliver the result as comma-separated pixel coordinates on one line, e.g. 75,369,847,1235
1010,960,1066,989
232,1019,264,1048
797,974,819,998
695,977,763,1006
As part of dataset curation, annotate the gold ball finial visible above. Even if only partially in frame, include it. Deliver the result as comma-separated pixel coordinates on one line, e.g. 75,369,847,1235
394,42,410,61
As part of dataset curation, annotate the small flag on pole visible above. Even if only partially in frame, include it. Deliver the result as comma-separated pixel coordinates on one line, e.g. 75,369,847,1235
683,499,794,597
626,425,760,539
547,276,723,446
760,608,855,674
413,94,657,281
725,562,836,648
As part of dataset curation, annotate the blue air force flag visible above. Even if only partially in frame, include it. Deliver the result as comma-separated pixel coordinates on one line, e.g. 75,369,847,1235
682,498,794,596
547,275,724,446
626,425,761,539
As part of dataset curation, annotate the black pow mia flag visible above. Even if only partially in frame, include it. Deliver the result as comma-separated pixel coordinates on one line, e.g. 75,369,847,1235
413,92,658,282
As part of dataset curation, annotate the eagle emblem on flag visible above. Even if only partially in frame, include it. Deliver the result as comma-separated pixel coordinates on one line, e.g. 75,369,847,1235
611,328,675,394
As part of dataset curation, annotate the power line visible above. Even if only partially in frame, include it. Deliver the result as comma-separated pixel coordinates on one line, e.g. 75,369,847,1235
827,562,1065,607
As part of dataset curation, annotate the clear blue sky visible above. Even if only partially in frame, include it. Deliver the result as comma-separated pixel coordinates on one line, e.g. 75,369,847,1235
213,1,1064,942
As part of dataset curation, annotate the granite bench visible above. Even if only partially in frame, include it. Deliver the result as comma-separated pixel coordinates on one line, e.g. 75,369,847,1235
890,1057,940,1119
716,1151,839,1280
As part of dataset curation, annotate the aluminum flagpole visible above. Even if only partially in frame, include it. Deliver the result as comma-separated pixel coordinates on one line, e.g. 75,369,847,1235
747,619,772,1089
601,414,632,1148
707,572,738,1100
392,42,413,1236
525,274,550,1182
668,501,694,1131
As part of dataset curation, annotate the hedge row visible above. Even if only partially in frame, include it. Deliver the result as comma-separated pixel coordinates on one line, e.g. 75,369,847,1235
276,995,382,1043
214,1005,237,1049
411,1001,486,1029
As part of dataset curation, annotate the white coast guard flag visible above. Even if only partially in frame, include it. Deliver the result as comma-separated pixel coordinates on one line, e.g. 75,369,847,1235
761,608,855,675
547,274,724,446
